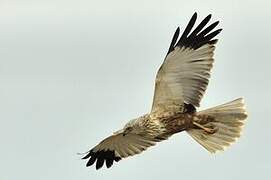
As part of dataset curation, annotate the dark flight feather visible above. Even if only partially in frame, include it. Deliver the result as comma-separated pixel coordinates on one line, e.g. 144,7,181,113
83,149,122,169
167,27,180,55
167,12,222,55
177,12,197,46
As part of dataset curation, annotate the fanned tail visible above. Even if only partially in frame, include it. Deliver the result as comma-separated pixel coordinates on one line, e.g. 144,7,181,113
187,98,248,153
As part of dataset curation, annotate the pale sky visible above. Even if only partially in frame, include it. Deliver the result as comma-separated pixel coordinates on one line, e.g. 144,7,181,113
0,0,270,179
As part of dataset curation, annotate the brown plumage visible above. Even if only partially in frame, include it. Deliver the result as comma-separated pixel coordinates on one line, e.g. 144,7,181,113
82,13,248,170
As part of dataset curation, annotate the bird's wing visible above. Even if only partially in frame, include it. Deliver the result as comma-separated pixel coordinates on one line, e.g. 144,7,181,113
152,13,221,113
82,132,158,169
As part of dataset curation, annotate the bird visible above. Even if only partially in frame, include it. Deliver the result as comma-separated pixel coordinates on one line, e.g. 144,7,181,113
82,12,248,170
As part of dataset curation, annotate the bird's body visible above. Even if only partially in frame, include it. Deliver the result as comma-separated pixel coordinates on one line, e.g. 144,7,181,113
82,13,248,170
122,111,194,140
121,107,217,142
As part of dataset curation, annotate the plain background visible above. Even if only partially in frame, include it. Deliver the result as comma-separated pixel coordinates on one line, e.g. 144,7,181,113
0,0,270,179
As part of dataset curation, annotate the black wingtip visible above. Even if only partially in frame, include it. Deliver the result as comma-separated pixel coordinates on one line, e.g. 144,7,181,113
168,13,221,51
193,12,197,17
106,158,114,168
83,149,122,170
167,27,180,55
208,39,218,45
205,14,212,24
114,156,121,162
96,157,105,170
212,21,220,29
81,150,92,159
198,21,219,37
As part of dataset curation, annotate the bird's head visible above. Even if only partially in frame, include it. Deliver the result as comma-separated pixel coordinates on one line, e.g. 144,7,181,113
112,119,137,136
123,116,146,135
113,115,148,136
122,118,138,135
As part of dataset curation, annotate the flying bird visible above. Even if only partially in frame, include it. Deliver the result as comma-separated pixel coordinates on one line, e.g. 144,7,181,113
82,13,248,170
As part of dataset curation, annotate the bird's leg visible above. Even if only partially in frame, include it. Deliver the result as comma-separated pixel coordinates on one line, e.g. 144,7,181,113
193,122,216,134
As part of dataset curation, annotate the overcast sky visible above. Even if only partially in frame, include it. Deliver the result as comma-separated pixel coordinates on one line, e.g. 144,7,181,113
0,0,270,179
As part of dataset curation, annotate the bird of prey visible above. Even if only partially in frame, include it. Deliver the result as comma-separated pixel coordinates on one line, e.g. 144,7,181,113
82,13,248,170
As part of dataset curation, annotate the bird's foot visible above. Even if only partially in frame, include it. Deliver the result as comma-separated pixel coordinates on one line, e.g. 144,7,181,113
193,122,217,134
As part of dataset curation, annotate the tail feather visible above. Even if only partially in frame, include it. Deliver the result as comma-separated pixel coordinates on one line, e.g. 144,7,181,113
187,98,248,153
